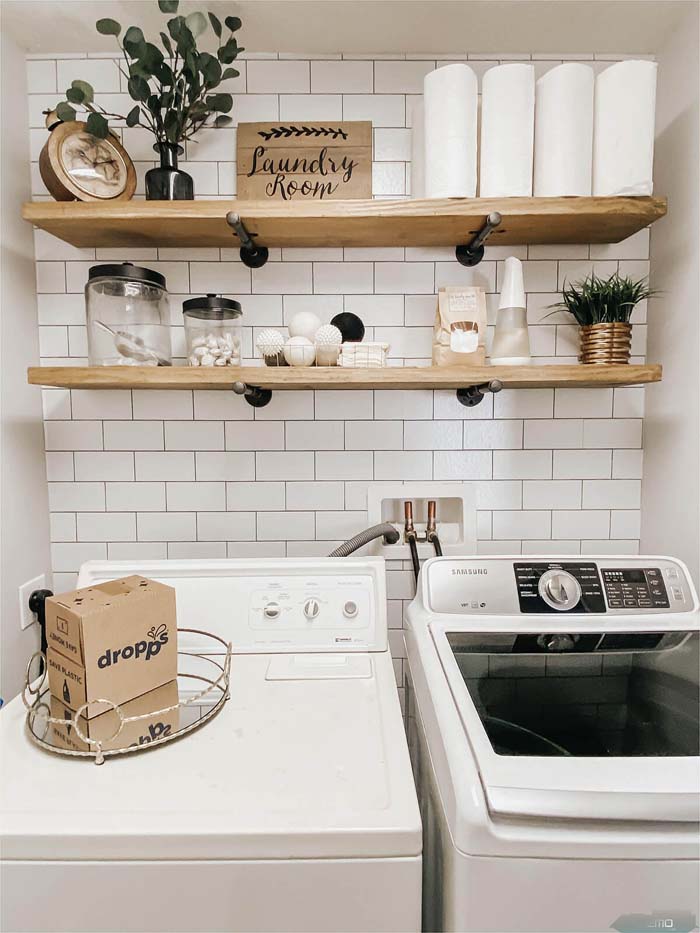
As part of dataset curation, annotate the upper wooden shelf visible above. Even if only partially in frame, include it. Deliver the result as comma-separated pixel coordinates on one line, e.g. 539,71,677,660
28,364,662,392
22,197,667,250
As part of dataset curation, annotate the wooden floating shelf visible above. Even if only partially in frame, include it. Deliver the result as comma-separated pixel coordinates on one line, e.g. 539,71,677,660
22,197,667,250
28,364,662,392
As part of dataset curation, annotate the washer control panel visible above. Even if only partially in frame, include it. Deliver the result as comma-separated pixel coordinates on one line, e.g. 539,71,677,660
601,567,669,609
515,563,605,613
426,557,696,616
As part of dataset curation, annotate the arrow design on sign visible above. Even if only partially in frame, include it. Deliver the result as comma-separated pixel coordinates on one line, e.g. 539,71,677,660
257,125,349,141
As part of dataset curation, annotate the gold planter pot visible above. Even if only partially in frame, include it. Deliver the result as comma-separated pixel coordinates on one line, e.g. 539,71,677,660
579,322,632,364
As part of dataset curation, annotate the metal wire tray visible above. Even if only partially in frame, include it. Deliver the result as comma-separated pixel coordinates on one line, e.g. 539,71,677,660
23,628,231,765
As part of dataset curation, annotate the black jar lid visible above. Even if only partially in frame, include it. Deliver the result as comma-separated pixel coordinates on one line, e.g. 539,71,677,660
88,262,166,289
183,294,242,320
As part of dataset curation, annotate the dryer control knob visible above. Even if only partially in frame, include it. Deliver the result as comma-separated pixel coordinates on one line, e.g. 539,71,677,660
303,598,320,620
263,601,281,620
538,570,581,611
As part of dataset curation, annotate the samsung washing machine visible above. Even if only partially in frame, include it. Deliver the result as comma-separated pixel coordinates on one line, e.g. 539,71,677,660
405,555,700,933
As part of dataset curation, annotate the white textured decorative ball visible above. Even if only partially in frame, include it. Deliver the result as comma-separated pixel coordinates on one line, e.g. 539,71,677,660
256,328,285,358
284,335,316,367
314,323,342,366
314,323,342,346
288,311,322,341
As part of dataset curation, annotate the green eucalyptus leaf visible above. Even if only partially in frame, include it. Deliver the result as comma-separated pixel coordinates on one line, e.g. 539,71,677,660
96,18,121,35
125,105,141,127
129,60,152,79
85,111,109,138
208,12,222,37
185,12,207,37
147,93,161,114
198,52,221,86
72,79,94,103
160,31,173,55
224,15,242,31
217,37,239,64
141,42,164,71
164,110,180,143
127,75,151,102
157,61,174,84
66,86,85,104
221,67,239,80
56,101,76,122
158,0,179,12
123,25,146,57
214,114,232,127
167,15,184,40
206,92,233,112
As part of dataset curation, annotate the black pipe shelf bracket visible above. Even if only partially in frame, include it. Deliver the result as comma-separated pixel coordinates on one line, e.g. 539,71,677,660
456,379,503,408
226,212,270,269
232,380,273,408
455,211,503,267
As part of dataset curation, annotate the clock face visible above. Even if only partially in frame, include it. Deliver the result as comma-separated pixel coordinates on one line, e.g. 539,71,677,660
58,132,128,199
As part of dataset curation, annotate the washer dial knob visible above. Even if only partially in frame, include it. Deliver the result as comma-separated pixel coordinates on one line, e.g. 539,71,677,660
538,570,582,611
263,601,281,620
303,598,320,620
343,600,358,618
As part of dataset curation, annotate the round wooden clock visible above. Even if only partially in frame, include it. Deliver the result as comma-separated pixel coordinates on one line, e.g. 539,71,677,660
39,115,136,202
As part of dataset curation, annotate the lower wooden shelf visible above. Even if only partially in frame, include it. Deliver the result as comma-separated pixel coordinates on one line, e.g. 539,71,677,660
28,364,662,392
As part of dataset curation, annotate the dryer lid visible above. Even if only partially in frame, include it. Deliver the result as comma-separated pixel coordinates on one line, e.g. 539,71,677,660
431,622,700,823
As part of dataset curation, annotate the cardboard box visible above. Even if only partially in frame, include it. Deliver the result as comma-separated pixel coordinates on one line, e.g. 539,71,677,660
46,576,177,718
49,680,180,753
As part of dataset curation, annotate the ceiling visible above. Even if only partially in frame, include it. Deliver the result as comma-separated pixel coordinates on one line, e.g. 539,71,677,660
1,0,695,55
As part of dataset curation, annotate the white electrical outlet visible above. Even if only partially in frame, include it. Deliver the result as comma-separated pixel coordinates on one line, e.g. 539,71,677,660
19,575,47,630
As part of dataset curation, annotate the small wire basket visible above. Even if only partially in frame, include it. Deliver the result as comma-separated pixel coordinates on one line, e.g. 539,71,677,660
23,628,231,765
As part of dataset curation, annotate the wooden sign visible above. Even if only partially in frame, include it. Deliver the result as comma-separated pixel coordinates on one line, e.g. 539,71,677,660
236,121,372,201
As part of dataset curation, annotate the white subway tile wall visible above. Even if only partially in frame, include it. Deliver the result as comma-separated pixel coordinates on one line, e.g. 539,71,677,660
29,52,649,694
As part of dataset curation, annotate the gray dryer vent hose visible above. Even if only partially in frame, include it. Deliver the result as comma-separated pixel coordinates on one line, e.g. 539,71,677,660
328,523,400,557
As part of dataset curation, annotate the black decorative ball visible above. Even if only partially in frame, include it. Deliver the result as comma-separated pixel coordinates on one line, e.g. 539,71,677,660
330,312,365,343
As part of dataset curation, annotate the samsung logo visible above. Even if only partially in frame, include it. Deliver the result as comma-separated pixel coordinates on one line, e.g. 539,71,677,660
452,568,488,576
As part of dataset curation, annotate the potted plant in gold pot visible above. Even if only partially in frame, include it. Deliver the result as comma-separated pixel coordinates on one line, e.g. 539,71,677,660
550,273,655,364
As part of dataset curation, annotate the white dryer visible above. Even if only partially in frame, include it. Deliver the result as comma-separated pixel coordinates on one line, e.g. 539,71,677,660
405,555,700,933
1,558,421,933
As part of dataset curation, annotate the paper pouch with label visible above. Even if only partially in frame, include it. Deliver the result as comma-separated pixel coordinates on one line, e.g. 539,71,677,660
46,575,177,718
432,286,487,365
49,680,180,753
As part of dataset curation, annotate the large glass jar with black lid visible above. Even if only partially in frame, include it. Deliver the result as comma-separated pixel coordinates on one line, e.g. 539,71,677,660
85,262,172,366
183,294,242,367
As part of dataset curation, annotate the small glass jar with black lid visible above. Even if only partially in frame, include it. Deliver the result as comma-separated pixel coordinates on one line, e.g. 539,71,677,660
183,294,242,367
85,262,172,366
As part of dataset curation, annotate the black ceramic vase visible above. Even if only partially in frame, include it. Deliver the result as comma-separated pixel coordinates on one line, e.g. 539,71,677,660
145,142,194,200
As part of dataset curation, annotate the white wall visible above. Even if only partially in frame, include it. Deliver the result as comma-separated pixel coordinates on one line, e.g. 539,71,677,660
642,7,700,582
27,50,652,699
1,34,52,701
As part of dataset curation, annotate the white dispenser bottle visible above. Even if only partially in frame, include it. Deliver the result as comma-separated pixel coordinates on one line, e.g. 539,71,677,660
491,256,531,365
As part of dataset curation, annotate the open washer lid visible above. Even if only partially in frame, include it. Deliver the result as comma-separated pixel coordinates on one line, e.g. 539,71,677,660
430,618,700,824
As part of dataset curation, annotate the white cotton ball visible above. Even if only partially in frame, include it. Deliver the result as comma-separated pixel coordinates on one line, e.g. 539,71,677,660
200,352,216,366
288,311,322,341
188,355,200,367
283,335,316,367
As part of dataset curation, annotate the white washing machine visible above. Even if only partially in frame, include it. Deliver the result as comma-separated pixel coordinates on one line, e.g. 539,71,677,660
405,555,700,933
1,558,421,933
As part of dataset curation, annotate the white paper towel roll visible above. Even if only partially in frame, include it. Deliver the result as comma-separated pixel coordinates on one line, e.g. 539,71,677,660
593,60,657,196
534,63,594,196
479,63,535,197
424,64,478,198
410,98,425,199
